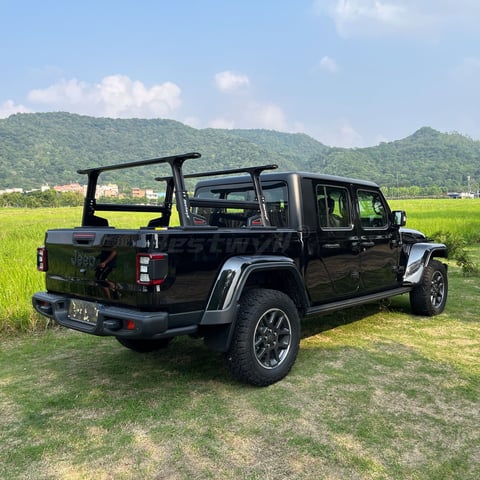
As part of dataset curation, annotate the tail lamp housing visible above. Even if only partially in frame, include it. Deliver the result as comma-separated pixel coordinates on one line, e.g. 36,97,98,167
136,253,168,285
37,247,48,272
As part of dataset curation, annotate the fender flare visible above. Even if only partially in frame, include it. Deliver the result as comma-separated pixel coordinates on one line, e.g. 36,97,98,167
200,255,308,351
403,242,448,285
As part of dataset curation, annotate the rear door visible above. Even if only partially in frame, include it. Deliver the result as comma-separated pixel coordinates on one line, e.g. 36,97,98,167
354,188,402,292
304,181,361,304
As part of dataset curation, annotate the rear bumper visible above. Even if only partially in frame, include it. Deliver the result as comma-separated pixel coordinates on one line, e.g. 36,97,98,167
32,292,198,339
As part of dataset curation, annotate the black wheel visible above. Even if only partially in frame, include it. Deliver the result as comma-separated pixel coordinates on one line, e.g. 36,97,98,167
410,259,448,316
225,288,300,386
116,337,172,353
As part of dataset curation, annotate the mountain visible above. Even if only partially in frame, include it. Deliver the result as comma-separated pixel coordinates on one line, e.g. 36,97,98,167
320,127,480,190
0,113,309,190
0,113,479,191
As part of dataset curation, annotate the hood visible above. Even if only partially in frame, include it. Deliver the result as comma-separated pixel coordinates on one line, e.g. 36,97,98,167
400,227,427,243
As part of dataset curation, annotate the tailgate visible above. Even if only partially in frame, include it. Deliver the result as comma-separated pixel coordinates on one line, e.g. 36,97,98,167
44,228,153,308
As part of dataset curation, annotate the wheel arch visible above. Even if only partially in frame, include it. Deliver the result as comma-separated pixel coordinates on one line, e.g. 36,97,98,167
403,242,448,285
200,255,308,352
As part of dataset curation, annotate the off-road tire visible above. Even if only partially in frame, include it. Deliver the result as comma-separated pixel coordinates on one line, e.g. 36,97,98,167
410,259,448,316
225,288,300,386
116,337,172,353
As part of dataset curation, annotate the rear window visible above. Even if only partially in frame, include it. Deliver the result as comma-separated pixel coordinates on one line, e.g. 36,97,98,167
195,181,289,227
316,184,351,229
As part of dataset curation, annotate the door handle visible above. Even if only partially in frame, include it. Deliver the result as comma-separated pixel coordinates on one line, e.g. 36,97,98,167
323,243,340,249
360,241,375,248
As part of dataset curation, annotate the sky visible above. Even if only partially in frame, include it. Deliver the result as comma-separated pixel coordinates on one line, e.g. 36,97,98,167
1,0,480,148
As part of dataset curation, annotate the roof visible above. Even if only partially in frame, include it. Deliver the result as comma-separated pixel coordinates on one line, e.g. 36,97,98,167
194,170,379,189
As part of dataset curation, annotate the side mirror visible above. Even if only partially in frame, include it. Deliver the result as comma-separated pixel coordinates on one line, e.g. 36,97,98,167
392,210,407,227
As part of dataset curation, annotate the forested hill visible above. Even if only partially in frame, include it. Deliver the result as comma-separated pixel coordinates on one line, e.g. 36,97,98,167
0,112,479,191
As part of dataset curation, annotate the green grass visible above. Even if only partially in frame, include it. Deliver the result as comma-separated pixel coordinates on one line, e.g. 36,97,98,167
390,198,480,243
0,207,81,332
1,254,479,479
1,200,480,478
0,207,179,333
2,199,478,332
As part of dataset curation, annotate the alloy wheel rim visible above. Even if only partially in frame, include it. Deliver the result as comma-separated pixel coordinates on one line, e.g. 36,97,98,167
253,308,292,369
431,271,445,308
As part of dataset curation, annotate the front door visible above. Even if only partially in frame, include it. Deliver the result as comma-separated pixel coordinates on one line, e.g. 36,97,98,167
355,189,402,292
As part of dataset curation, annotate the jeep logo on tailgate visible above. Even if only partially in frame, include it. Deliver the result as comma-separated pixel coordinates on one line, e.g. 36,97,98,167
71,250,96,268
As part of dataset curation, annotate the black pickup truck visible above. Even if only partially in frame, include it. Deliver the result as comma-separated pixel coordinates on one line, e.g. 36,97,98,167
33,152,448,385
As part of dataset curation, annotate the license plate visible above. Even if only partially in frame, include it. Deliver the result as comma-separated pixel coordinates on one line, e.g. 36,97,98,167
68,299,99,324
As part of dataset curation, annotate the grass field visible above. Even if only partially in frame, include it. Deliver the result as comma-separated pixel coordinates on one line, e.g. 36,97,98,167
0,207,175,332
1,251,479,479
389,198,480,243
1,199,478,332
0,200,479,478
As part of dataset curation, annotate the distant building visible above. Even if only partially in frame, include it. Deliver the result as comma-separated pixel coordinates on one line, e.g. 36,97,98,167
145,189,158,201
98,184,119,198
0,187,23,195
131,188,146,198
447,192,475,199
1,182,159,200
53,183,84,194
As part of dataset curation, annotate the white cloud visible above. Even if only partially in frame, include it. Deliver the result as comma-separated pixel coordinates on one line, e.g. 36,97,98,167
336,121,363,147
250,102,288,131
208,117,236,129
3,71,292,136
0,100,32,118
211,71,288,131
27,75,181,118
207,100,289,131
319,56,339,73
215,71,250,92
311,119,364,147
314,0,480,38
323,0,424,37
207,102,288,132
374,133,390,145
182,116,201,129
28,78,88,105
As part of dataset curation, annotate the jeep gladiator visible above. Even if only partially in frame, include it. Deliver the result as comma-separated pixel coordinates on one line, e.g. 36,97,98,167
33,152,448,385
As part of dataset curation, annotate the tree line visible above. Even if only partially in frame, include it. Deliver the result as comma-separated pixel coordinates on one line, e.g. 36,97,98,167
0,190,84,208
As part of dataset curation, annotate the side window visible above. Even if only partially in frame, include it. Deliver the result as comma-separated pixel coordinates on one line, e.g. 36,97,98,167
316,185,351,229
357,190,388,228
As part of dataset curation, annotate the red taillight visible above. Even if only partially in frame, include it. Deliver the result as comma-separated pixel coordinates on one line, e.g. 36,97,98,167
136,253,168,285
37,247,48,272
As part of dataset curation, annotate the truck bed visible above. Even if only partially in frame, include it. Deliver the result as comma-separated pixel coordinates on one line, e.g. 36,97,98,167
43,226,301,312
